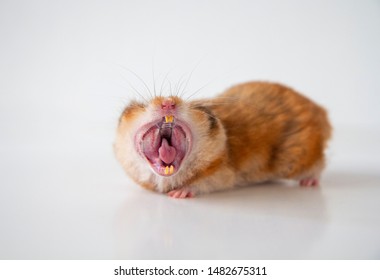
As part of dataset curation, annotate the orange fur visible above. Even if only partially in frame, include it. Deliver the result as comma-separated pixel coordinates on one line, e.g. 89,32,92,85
114,81,332,197
212,82,331,184
138,181,156,191
183,155,226,186
119,101,146,125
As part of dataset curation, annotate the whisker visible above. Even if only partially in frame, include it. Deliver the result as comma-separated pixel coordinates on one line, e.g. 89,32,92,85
159,70,171,97
185,82,211,101
151,57,157,98
188,106,223,127
179,59,203,98
209,99,241,106
183,60,241,101
206,96,241,102
117,71,150,104
121,79,150,104
117,64,153,99
168,80,173,96
190,107,219,120
174,73,188,97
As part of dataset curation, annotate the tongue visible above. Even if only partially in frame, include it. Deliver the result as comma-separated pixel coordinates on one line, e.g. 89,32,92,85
158,138,177,164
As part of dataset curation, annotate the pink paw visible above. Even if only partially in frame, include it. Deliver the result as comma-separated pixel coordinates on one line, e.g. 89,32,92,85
167,188,194,199
300,178,319,187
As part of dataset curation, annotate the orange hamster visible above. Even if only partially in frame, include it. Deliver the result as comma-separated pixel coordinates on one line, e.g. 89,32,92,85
114,81,332,198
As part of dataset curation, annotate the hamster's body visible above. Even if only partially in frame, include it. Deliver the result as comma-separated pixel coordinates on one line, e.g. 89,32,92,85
114,82,332,198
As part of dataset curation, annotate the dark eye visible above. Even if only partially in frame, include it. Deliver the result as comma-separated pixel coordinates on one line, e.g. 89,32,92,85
192,105,218,131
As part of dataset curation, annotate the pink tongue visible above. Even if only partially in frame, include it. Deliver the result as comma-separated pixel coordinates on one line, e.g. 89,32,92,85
158,138,177,164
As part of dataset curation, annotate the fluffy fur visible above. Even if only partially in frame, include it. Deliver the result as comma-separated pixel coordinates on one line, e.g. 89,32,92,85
114,81,332,198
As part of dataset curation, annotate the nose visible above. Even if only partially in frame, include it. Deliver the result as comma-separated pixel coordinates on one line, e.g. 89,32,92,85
161,98,176,110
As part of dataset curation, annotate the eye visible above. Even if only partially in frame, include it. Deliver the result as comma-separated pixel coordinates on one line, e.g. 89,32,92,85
192,105,218,131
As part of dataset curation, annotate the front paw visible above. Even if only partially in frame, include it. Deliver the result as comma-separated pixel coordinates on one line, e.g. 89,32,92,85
167,187,194,199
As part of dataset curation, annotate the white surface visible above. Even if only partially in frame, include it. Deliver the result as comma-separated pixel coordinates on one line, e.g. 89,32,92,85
0,127,380,259
0,0,380,259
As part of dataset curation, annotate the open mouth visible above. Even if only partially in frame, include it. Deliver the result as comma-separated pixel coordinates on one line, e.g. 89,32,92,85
138,116,191,176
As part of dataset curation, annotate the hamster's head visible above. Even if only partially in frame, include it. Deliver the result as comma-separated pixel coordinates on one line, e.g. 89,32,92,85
114,96,227,189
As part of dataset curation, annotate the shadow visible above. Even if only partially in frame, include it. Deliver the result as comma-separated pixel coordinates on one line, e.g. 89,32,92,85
113,180,328,259
323,170,380,187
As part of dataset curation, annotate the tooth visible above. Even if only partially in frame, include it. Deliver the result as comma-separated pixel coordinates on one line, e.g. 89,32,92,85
169,165,174,174
165,115,174,123
164,166,169,175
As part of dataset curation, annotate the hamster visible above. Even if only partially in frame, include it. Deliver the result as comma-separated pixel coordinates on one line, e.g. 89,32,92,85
114,81,332,198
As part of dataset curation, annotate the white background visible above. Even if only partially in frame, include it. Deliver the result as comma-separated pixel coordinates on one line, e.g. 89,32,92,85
0,0,379,259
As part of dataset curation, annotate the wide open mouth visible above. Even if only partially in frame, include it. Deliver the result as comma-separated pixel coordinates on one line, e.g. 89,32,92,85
138,116,191,176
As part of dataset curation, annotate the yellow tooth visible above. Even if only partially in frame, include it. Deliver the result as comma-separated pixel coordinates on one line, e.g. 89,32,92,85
164,166,169,175
165,115,174,123
169,165,174,174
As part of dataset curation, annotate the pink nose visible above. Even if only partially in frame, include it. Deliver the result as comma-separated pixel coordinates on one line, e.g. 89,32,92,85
161,98,175,110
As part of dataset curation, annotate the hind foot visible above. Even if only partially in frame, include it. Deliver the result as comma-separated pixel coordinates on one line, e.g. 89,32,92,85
299,178,319,187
